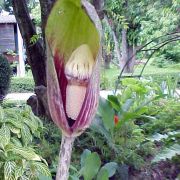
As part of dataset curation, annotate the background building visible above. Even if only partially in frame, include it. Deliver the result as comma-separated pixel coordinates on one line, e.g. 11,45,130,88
0,15,25,77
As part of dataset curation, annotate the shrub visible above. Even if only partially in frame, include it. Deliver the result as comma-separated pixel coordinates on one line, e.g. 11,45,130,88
9,77,35,93
0,55,11,100
0,106,51,179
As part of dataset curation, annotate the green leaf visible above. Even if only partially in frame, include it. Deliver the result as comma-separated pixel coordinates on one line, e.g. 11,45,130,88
108,95,121,111
97,168,109,180
98,97,114,131
31,162,51,177
6,145,41,161
4,161,16,180
90,116,117,152
0,124,10,148
7,124,21,135
21,124,32,146
14,166,24,179
0,106,5,122
11,137,22,147
82,152,101,180
24,115,40,133
101,162,118,177
122,99,134,112
6,117,23,129
19,175,29,180
152,144,180,163
80,149,91,168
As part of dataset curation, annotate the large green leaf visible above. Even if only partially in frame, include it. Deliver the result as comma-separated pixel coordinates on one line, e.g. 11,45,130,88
0,124,10,148
152,144,180,163
108,95,121,111
6,145,41,161
121,99,134,112
31,162,51,177
0,106,5,122
96,168,109,180
6,117,23,129
97,97,114,131
21,124,32,146
14,166,24,179
4,161,16,180
90,116,117,152
80,149,91,168
81,152,101,180
101,162,118,178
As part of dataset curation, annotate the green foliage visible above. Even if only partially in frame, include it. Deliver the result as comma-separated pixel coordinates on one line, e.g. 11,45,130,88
90,78,159,170
0,55,11,100
10,77,34,93
69,149,118,180
31,4,41,26
0,106,51,179
142,99,180,134
36,119,61,177
138,96,180,163
30,34,42,45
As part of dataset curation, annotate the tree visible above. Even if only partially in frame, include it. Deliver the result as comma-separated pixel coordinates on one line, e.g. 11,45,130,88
12,0,56,116
105,0,145,73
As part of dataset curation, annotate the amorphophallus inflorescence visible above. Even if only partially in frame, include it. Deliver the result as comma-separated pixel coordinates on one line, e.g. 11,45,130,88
45,0,102,179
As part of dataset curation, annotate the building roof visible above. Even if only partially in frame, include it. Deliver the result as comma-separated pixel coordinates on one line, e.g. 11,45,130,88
0,15,16,24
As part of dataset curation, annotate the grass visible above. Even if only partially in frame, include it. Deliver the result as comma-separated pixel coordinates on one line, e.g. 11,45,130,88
100,63,180,90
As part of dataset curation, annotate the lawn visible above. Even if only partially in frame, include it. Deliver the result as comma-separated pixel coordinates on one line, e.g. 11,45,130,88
101,63,180,90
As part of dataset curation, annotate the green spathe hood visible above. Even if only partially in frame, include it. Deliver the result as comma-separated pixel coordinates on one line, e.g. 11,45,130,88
45,0,100,62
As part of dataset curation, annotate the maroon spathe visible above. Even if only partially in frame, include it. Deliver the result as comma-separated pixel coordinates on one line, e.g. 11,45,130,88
47,50,100,137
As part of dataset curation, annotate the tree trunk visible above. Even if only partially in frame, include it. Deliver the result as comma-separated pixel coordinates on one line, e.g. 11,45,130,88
12,0,56,117
112,30,122,66
92,0,104,19
121,28,128,72
103,51,111,69
121,28,136,73
127,44,136,73
104,16,121,68
12,0,46,86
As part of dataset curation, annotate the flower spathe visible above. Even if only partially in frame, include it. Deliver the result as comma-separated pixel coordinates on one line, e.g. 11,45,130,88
45,0,102,137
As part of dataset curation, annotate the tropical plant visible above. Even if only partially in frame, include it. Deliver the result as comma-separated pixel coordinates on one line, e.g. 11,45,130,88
0,106,51,179
87,78,159,169
70,149,118,180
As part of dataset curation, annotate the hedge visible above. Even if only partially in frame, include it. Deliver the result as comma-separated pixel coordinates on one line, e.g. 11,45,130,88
9,77,35,93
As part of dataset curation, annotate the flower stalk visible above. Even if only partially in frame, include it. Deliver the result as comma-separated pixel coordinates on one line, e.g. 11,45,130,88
56,135,75,180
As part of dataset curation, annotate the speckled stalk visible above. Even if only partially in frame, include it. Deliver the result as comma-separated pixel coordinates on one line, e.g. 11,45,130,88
56,135,75,180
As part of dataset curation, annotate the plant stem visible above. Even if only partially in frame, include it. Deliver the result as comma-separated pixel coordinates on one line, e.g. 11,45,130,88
56,135,75,180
